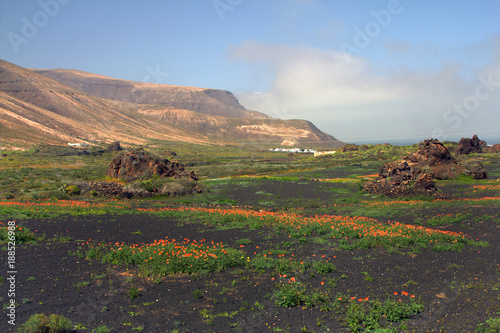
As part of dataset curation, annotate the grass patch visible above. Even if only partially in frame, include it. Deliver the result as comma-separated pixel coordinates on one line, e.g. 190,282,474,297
17,313,72,333
0,223,41,245
87,238,246,276
0,200,133,219
144,206,474,251
476,317,500,333
344,298,424,332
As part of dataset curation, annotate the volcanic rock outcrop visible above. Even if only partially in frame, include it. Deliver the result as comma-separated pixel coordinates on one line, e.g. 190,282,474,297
490,143,500,153
364,139,487,198
456,135,486,155
403,139,459,180
363,160,443,198
107,141,122,152
106,149,197,181
341,144,359,152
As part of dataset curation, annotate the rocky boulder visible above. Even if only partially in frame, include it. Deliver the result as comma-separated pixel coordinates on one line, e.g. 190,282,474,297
362,172,442,198
107,149,197,181
107,141,122,152
456,135,485,155
489,143,500,153
363,139,487,198
461,160,488,180
407,139,456,166
342,144,359,152
363,160,444,198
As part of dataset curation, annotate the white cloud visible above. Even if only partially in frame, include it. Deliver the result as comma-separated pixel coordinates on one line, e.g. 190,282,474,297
231,39,500,144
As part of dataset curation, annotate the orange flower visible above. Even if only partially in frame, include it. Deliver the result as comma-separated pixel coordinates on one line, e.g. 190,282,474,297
393,292,398,295
321,281,324,285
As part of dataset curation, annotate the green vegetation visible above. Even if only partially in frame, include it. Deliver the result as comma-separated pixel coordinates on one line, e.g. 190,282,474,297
0,224,41,245
1,141,499,332
86,239,246,276
92,326,113,333
17,313,72,333
476,317,500,333
344,298,424,332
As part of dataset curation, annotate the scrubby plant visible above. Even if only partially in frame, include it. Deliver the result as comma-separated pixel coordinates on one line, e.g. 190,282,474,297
17,313,72,333
92,326,112,333
161,179,203,196
0,225,40,245
344,298,424,332
475,317,500,333
65,185,81,195
313,261,337,274
127,287,139,299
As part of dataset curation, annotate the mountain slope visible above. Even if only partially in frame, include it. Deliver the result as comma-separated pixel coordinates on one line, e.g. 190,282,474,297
137,105,340,146
33,68,269,119
0,59,344,149
0,59,210,148
32,67,344,147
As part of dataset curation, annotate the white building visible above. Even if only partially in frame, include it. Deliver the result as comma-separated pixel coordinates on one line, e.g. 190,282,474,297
269,147,316,154
68,142,89,147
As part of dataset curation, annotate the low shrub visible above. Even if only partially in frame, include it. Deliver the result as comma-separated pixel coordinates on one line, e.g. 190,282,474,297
65,185,81,195
92,326,112,333
17,313,72,333
0,225,40,245
161,179,203,196
475,317,500,333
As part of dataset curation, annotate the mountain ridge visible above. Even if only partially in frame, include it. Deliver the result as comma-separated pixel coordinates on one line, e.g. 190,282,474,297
33,68,270,119
0,59,344,149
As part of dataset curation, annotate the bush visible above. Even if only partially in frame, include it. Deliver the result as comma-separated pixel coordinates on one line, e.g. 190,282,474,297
161,179,202,196
65,185,80,195
476,317,500,333
123,182,150,196
92,325,112,333
17,313,72,333
313,261,337,274
161,181,186,196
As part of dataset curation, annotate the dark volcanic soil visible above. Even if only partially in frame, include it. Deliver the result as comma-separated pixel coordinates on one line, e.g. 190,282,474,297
1,206,499,332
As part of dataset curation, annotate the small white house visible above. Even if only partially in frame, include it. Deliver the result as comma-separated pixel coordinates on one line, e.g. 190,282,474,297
68,142,89,148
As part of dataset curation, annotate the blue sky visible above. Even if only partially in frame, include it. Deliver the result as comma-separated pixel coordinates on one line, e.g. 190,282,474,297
1,0,499,144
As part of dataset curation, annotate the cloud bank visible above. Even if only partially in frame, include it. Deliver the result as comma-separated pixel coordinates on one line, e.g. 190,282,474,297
230,38,500,144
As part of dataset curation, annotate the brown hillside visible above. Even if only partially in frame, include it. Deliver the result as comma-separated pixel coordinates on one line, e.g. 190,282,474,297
0,59,344,148
137,105,340,146
33,68,269,119
0,59,210,148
